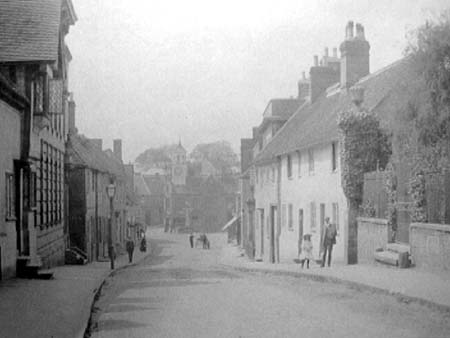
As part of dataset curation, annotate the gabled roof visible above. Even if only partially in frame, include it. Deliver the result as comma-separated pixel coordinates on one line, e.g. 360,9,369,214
255,57,417,164
66,134,125,178
0,0,76,63
143,175,165,195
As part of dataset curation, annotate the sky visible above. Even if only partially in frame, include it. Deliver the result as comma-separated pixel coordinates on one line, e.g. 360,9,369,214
66,0,449,163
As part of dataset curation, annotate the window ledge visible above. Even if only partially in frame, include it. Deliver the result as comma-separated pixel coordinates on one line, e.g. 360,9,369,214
5,216,17,222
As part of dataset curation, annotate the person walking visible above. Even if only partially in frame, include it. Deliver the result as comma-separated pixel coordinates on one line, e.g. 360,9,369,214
126,238,135,263
140,236,147,252
189,232,194,248
321,217,337,267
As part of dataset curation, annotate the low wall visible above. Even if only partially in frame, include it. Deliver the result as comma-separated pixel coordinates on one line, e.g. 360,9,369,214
410,222,450,274
357,217,390,263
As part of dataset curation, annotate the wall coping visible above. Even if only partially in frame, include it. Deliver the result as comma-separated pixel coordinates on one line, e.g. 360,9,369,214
410,222,450,233
357,217,388,225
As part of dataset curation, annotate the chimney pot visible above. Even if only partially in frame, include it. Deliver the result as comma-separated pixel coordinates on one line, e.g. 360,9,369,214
356,23,365,40
314,55,319,67
333,47,338,58
346,20,354,39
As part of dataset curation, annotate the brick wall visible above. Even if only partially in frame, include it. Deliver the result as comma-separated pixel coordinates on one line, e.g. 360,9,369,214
410,222,450,275
357,217,390,263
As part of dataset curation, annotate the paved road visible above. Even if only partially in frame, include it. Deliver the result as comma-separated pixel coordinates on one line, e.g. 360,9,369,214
88,231,450,338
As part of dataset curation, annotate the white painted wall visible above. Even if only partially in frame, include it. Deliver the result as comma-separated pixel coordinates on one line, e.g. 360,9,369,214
278,142,348,263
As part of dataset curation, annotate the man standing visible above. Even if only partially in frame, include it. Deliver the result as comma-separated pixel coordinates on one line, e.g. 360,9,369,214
126,238,135,263
189,232,194,248
321,217,337,267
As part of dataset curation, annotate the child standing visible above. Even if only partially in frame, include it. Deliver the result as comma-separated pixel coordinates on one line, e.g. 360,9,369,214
299,234,313,269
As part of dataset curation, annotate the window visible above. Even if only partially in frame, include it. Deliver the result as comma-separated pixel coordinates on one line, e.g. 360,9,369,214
331,142,337,172
271,166,275,182
297,151,302,177
288,204,293,230
287,155,292,178
308,149,314,174
332,203,339,233
5,173,15,220
310,201,316,232
282,204,287,228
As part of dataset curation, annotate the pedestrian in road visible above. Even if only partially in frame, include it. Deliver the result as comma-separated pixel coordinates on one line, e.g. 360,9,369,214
189,232,194,248
126,238,135,263
140,236,147,252
202,233,210,249
321,217,337,267
298,234,313,269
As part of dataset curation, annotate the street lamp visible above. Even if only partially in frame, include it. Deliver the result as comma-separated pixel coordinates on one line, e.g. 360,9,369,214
106,183,116,269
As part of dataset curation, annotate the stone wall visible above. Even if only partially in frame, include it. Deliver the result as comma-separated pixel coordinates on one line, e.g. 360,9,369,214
357,217,390,263
410,223,450,274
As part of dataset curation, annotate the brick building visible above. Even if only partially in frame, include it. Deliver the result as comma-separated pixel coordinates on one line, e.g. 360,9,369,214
66,125,127,262
0,0,77,271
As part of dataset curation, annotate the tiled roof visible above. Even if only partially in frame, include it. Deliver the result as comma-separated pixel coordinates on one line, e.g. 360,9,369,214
0,0,62,62
255,57,417,164
265,98,305,119
66,134,125,178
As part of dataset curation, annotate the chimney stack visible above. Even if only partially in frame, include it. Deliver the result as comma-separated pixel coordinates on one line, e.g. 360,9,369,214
68,97,76,135
350,86,365,109
333,47,338,58
324,47,329,57
340,21,370,88
113,139,123,162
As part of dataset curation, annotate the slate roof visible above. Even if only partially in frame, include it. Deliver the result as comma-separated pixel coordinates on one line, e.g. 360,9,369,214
0,0,74,62
66,134,125,178
255,57,418,164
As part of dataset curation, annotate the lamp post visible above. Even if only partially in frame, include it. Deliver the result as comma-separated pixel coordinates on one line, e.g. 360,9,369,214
106,183,116,270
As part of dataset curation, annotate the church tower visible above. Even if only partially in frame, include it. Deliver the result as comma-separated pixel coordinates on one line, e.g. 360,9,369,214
171,141,187,186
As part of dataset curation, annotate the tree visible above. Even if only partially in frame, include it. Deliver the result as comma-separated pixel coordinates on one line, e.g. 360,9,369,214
404,12,450,170
189,141,239,172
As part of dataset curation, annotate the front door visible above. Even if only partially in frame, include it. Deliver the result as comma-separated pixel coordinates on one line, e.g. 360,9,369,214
270,206,277,263
260,209,264,256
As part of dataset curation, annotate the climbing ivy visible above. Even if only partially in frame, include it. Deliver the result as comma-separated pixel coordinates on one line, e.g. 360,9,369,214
338,108,391,207
409,169,427,222
385,163,397,242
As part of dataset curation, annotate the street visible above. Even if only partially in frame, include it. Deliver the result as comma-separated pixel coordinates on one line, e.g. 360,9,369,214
87,230,450,338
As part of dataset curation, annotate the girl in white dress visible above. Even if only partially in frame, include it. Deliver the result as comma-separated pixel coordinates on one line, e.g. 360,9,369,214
299,234,314,269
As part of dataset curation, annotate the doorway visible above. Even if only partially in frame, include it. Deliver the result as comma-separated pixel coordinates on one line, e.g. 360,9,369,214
298,209,304,255
270,205,277,263
320,203,325,245
259,209,264,256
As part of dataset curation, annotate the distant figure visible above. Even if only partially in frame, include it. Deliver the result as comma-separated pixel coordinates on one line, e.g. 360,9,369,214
189,232,194,248
126,238,135,263
202,233,210,249
321,217,337,267
299,234,313,269
140,236,147,252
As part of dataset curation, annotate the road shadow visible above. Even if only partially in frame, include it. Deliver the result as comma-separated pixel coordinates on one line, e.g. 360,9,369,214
95,319,148,332
105,304,156,313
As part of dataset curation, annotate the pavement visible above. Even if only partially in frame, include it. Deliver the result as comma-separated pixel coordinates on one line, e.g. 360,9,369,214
220,243,450,311
0,236,152,338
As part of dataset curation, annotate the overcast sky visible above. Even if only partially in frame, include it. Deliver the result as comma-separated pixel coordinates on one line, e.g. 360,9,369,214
66,0,449,163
